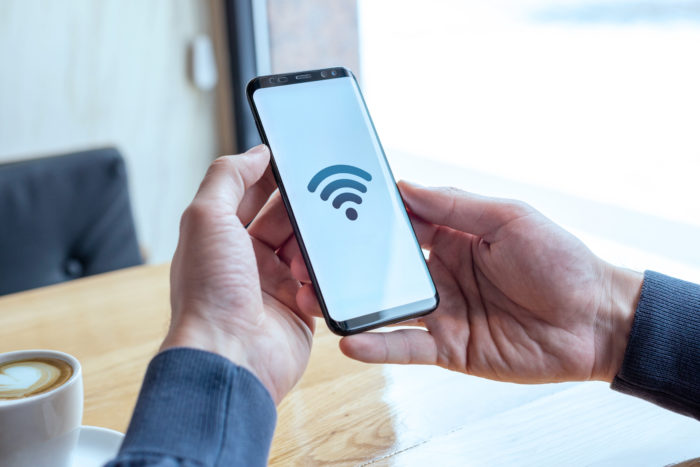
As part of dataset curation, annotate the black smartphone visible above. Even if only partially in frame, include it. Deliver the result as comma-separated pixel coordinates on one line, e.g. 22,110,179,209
247,67,438,335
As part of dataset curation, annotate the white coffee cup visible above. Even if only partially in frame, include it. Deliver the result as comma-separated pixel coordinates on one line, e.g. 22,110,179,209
0,350,83,467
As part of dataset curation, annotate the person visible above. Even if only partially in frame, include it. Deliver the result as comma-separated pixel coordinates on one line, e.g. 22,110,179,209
106,145,700,466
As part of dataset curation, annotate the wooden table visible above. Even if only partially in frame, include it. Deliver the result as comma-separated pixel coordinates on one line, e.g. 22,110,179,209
2,265,699,466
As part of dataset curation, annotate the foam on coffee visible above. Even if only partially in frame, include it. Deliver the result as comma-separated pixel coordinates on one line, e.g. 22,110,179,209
0,358,73,400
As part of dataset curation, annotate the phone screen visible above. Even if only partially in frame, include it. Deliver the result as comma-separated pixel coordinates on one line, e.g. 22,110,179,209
249,69,437,333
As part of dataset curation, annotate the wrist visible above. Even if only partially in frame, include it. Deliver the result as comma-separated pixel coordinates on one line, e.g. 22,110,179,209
160,319,253,377
593,264,643,382
161,323,282,404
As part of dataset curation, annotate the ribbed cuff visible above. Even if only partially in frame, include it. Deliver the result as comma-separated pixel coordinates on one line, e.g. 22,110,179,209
117,347,277,466
611,270,700,420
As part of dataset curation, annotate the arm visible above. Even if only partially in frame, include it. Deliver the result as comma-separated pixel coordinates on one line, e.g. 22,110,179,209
612,271,700,419
105,349,276,467
107,145,315,466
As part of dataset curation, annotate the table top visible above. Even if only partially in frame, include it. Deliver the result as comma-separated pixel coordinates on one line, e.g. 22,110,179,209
1,265,699,466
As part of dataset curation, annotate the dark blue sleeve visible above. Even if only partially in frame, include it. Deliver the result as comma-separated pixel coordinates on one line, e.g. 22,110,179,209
104,347,277,467
611,270,700,420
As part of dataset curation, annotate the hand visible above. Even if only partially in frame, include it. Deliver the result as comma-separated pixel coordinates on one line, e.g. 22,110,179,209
161,145,314,404
298,182,643,384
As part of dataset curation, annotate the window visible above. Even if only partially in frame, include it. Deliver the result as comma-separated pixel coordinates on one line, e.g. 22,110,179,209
252,0,700,281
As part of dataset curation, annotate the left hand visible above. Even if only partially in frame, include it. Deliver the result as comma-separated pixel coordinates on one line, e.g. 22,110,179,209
290,182,641,385
161,145,314,404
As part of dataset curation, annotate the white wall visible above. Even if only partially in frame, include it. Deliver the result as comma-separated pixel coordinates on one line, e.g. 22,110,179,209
0,0,222,263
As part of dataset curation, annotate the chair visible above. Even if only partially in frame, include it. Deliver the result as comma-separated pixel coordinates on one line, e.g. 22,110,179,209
0,147,143,295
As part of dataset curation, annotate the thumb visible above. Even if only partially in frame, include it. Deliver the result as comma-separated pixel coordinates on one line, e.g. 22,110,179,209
195,145,270,211
398,180,530,239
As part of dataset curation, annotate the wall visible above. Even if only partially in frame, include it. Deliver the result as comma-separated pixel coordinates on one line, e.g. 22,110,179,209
0,0,222,263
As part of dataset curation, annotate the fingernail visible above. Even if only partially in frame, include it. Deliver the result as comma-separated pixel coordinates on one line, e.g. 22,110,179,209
246,144,268,155
398,180,426,197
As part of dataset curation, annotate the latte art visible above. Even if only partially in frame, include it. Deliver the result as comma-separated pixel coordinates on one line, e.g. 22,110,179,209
0,358,73,400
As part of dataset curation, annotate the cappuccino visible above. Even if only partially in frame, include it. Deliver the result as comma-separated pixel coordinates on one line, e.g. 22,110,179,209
0,357,73,400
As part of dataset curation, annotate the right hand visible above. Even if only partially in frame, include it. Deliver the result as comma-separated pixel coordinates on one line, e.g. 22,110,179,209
299,182,643,384
162,146,314,405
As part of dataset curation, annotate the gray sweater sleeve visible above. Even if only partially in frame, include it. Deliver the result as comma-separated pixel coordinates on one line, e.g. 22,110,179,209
105,347,277,466
611,270,700,420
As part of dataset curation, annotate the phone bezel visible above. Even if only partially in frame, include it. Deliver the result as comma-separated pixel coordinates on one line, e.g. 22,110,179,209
246,66,439,335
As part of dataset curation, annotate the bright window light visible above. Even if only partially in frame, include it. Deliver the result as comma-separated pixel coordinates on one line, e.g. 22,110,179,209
358,0,700,281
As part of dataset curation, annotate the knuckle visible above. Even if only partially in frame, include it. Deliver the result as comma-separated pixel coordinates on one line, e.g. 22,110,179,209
439,186,463,198
208,157,225,172
212,155,235,166
502,199,533,218
179,202,211,231
209,155,241,175
435,186,463,222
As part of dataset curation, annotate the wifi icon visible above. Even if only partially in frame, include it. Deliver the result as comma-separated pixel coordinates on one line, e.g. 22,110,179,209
307,164,372,221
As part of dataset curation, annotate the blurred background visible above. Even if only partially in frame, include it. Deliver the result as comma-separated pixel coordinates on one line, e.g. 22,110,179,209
1,0,698,289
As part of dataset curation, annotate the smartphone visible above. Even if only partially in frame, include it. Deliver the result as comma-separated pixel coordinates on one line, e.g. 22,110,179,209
247,67,438,335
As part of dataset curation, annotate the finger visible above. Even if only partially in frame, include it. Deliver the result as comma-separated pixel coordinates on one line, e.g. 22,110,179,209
251,238,317,329
238,163,277,225
257,260,299,312
339,329,439,365
387,317,426,328
262,291,315,334
290,255,311,283
248,191,294,250
195,145,270,212
398,181,532,240
296,284,323,318
278,236,312,282
278,234,300,265
276,237,312,282
407,213,439,249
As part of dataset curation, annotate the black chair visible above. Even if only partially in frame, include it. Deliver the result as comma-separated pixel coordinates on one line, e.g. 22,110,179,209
0,147,143,295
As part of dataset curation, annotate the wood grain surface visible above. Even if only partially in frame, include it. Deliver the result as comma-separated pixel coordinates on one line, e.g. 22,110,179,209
1,265,698,466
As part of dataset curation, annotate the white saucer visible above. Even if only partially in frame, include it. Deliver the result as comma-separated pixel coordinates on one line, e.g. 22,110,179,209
72,425,124,467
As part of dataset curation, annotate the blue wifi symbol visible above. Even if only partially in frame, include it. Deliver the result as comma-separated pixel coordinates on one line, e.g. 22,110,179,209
307,164,372,221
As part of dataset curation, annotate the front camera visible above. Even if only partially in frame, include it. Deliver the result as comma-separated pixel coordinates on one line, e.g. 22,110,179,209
321,71,328,78
331,70,337,76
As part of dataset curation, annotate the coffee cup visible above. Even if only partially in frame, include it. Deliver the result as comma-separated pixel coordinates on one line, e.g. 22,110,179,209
0,350,83,467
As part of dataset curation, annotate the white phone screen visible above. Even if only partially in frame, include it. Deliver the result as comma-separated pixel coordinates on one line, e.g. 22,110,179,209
252,76,436,324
